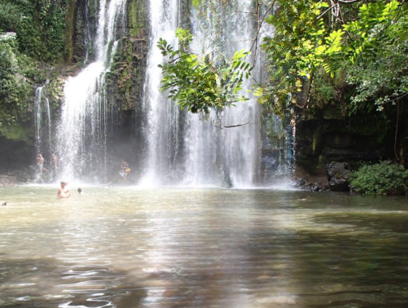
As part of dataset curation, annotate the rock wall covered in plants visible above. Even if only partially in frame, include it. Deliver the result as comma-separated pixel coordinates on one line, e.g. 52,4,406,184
294,103,408,191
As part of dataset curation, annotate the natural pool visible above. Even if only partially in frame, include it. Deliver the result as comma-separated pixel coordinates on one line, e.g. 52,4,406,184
0,186,408,307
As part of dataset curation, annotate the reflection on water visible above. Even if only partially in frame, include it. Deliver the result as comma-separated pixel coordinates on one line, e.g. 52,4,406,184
0,186,408,307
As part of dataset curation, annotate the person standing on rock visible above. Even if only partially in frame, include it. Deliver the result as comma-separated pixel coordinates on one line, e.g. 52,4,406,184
37,154,48,175
52,153,58,170
119,160,127,181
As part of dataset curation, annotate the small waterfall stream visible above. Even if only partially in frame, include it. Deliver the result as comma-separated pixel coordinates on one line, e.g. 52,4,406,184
34,87,44,154
34,84,52,160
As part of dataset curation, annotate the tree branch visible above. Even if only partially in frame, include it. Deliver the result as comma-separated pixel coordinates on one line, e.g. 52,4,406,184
222,122,250,128
337,0,362,3
250,0,276,65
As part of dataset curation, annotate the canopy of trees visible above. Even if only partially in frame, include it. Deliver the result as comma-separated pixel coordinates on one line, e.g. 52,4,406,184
158,0,408,120
260,0,408,116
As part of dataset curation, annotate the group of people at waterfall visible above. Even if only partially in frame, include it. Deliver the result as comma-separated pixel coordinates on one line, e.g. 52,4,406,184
38,155,131,182
44,157,130,199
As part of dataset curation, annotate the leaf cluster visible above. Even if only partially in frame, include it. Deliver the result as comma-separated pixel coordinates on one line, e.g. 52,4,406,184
343,1,408,112
260,1,331,114
157,28,253,114
349,161,408,195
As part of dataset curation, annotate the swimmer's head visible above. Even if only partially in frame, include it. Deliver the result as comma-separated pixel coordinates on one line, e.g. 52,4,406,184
78,188,82,194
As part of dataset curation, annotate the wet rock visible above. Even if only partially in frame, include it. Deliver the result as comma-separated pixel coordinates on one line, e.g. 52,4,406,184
0,136,36,174
323,132,355,149
0,175,16,186
4,167,37,184
294,177,306,187
311,184,320,192
326,162,351,191
303,179,331,192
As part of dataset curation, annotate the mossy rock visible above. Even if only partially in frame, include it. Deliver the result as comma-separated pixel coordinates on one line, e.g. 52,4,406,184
0,124,33,143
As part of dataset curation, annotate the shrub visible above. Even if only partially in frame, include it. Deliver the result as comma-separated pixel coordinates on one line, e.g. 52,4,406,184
349,161,408,195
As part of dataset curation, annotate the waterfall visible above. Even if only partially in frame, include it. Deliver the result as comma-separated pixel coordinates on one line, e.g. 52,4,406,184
141,0,271,187
184,0,262,187
34,87,43,154
57,0,126,182
140,0,180,186
83,0,94,64
45,96,52,153
56,0,293,186
34,85,53,161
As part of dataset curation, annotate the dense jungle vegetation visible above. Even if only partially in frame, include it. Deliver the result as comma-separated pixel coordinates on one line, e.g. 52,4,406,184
260,0,408,117
0,0,67,128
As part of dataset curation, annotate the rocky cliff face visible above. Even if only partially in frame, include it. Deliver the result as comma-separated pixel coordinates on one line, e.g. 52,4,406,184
0,136,36,176
294,104,408,191
104,0,149,178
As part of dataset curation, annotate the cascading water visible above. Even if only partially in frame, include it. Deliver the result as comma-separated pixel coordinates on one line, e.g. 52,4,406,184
184,0,262,187
57,0,293,186
141,0,280,187
34,87,44,154
34,84,53,160
140,0,180,186
57,0,126,182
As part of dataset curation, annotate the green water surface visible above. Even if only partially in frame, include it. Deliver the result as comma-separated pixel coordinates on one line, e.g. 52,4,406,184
0,186,407,307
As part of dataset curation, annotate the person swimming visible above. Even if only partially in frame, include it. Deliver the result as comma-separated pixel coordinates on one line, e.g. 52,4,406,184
57,182,71,199
78,188,82,194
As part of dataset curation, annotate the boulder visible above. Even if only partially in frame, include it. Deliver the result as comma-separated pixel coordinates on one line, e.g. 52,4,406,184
326,162,351,191
0,175,17,186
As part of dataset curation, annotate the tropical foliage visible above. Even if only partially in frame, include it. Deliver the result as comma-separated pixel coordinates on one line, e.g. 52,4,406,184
349,161,408,195
158,28,253,114
0,0,67,128
259,1,331,116
0,0,67,62
0,33,36,127
260,0,408,116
